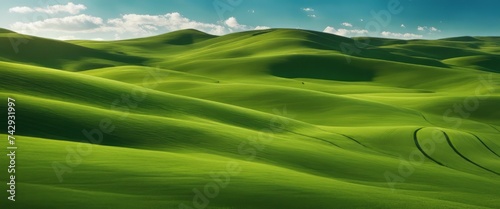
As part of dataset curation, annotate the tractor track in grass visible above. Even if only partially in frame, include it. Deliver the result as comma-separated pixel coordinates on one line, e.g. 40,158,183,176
316,127,368,148
418,114,500,159
337,133,398,157
442,131,500,176
337,133,368,148
285,130,340,148
285,129,397,157
489,124,500,133
421,113,440,127
467,132,500,158
413,128,445,166
315,127,398,157
286,127,368,149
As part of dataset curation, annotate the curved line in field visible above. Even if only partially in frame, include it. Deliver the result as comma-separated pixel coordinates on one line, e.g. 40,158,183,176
315,127,368,147
413,128,445,166
314,127,397,157
337,133,366,147
285,130,340,148
442,131,500,176
337,133,398,157
420,113,440,127
489,124,500,133
467,132,500,158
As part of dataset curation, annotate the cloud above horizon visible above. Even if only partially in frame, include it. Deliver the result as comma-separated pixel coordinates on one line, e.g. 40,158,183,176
10,11,269,39
381,31,423,39
2,1,461,40
323,26,423,40
302,7,317,18
323,26,368,37
9,2,87,15
11,14,103,32
418,26,441,33
341,22,353,27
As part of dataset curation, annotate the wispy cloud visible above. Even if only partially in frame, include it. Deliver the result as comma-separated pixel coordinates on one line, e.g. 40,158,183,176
10,12,269,38
56,35,77,40
254,26,270,30
418,26,441,33
323,26,367,37
429,26,440,32
224,16,269,31
401,24,406,28
106,13,229,35
342,22,353,27
9,2,87,15
8,6,34,14
381,31,423,39
302,7,316,18
11,14,103,32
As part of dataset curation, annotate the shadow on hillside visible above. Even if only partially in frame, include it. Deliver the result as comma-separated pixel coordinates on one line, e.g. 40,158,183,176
268,54,374,81
0,35,147,71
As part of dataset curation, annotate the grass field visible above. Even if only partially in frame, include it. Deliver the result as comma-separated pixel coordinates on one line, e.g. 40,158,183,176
0,28,499,209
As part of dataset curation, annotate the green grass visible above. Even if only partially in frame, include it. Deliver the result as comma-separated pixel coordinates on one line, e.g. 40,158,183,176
0,28,499,209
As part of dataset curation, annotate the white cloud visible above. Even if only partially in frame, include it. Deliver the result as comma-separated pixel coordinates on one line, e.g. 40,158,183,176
302,7,316,18
91,38,104,41
429,26,440,32
248,10,255,13
223,16,270,32
417,26,441,33
9,7,34,13
11,14,103,33
56,35,77,40
142,25,158,31
224,17,240,28
105,13,229,35
10,12,269,39
254,26,270,30
223,17,270,32
342,22,353,27
360,19,364,22
38,2,86,14
323,27,337,34
381,31,423,39
9,2,86,14
323,26,368,37
401,24,405,28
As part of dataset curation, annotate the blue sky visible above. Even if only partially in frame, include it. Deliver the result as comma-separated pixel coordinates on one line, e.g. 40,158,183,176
1,0,499,40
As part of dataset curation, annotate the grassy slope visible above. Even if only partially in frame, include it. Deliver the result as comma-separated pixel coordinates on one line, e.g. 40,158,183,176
0,28,499,209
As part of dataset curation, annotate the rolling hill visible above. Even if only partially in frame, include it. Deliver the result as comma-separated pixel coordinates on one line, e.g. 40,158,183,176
0,28,499,209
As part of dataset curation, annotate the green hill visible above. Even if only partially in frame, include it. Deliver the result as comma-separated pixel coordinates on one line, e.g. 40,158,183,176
1,28,499,209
